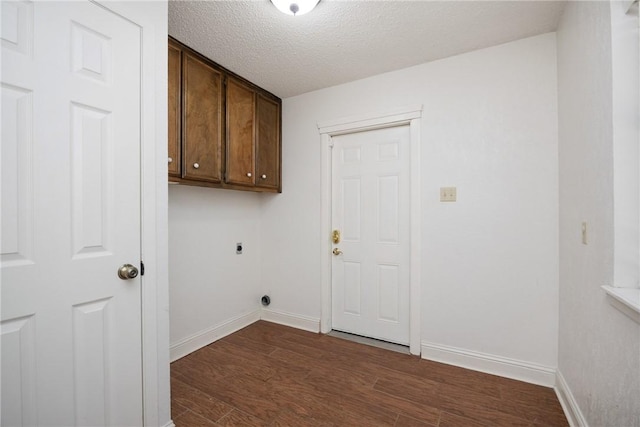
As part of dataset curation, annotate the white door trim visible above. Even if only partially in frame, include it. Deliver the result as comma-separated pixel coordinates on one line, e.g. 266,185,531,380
96,2,170,425
318,105,422,355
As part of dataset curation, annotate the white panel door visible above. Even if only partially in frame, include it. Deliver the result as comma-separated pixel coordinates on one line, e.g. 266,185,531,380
1,1,143,425
331,125,411,345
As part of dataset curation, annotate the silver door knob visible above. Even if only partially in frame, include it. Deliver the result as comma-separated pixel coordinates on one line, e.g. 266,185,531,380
332,248,343,256
261,174,267,179
118,264,139,280
247,172,252,177
168,157,173,164
193,163,200,169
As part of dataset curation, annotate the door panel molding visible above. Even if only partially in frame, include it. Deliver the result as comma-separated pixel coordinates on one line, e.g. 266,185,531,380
2,2,144,424
318,105,422,355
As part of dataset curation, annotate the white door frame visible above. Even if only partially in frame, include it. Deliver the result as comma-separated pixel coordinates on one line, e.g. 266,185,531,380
95,2,170,426
318,105,422,356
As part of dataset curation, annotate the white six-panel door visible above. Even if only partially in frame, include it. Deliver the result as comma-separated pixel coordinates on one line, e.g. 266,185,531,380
331,125,411,345
1,1,143,425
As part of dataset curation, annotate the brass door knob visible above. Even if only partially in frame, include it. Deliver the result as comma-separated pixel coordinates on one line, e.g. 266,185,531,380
332,248,342,256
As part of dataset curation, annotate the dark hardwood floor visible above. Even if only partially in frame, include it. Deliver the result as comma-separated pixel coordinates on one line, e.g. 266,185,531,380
171,321,568,426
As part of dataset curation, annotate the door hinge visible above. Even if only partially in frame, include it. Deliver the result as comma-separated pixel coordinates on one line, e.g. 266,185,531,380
140,260,145,276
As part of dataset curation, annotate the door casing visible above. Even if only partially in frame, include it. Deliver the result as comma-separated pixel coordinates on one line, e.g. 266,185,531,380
91,2,170,425
318,105,422,355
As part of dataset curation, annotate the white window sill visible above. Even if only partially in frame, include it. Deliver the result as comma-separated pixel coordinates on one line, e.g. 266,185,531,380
602,286,640,324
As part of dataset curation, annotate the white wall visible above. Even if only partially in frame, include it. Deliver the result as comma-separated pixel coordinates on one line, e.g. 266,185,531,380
557,1,640,426
261,33,560,375
168,185,262,357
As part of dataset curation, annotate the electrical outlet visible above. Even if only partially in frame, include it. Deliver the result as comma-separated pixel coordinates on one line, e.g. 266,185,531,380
581,222,587,245
440,187,457,202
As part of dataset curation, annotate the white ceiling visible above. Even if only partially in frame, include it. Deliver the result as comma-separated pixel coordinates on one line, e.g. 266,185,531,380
169,0,566,99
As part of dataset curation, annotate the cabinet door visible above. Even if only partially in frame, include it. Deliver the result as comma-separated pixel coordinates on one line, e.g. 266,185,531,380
226,78,255,186
256,94,281,191
182,52,223,182
168,40,181,177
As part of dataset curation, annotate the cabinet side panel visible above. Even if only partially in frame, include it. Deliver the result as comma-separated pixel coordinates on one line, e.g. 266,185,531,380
225,78,255,186
167,41,181,178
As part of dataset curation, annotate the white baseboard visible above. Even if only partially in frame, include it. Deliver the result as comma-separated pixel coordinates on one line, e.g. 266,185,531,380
261,308,320,333
170,309,261,362
555,370,588,427
420,341,556,387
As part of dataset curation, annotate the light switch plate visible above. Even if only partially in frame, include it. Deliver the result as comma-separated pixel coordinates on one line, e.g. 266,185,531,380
440,187,457,202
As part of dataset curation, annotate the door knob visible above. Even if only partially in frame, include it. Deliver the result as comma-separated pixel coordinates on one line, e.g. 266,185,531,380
332,248,343,256
168,157,173,164
118,264,139,280
193,163,200,169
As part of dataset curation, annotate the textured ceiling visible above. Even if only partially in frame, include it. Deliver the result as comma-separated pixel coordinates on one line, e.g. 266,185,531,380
169,0,566,99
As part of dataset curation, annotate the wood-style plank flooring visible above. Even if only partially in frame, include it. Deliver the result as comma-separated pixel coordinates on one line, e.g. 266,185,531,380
171,321,568,426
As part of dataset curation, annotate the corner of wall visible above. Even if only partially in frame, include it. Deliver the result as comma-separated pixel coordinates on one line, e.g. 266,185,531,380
555,370,589,427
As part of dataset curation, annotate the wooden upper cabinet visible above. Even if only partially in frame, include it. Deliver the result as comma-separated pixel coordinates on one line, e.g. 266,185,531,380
168,37,281,192
182,51,223,182
168,40,181,178
225,78,255,186
256,94,281,191
225,78,282,191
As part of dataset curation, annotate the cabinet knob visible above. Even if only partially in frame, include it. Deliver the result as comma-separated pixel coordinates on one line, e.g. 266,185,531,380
193,163,200,169
261,174,267,179
168,157,173,164
247,172,252,177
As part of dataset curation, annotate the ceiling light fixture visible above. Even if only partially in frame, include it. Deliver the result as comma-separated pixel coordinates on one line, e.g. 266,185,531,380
271,0,320,16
